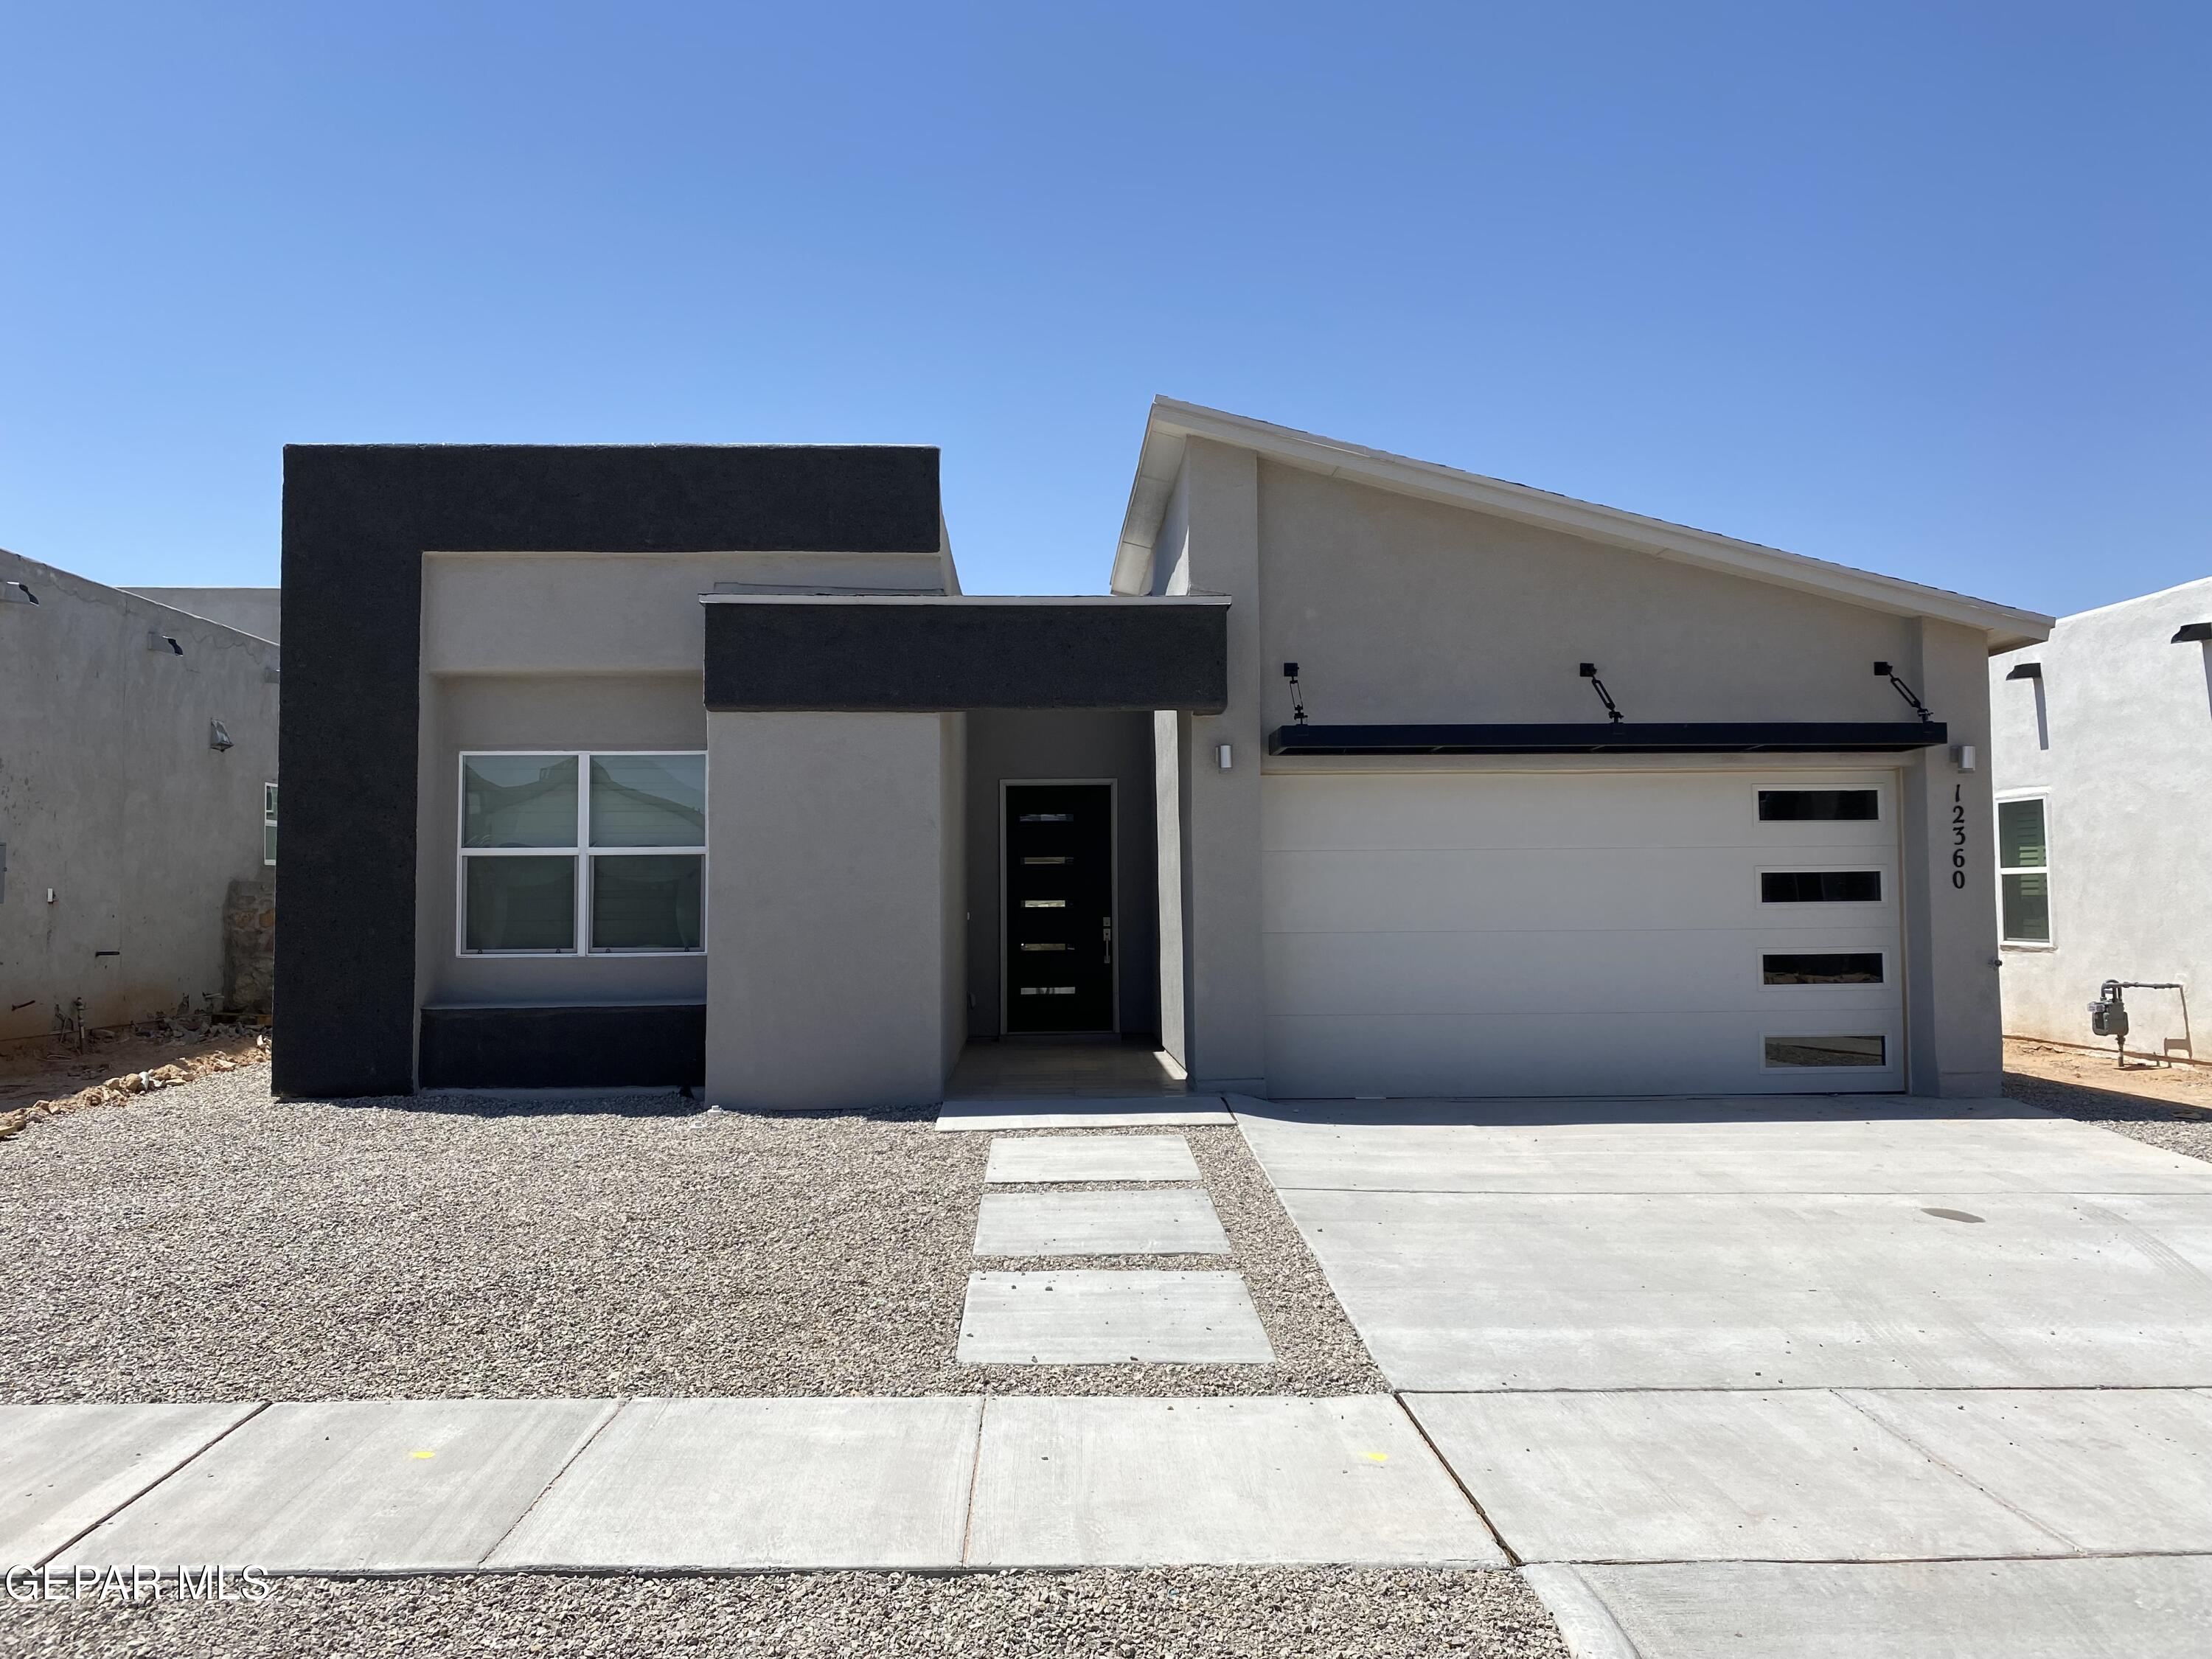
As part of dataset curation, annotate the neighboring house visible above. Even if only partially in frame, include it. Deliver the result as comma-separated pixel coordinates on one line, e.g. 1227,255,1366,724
1989,577,2211,1064
275,406,2051,1108
125,586,282,644
0,549,282,1040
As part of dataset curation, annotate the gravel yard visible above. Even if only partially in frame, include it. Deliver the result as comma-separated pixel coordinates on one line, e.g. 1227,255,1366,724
0,1069,1380,1403
0,1568,1568,1659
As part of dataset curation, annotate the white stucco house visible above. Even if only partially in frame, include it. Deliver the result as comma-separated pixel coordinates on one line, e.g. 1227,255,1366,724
275,401,2053,1106
1989,576,2212,1065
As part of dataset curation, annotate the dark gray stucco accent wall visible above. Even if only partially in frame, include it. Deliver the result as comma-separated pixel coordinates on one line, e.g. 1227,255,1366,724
277,444,941,1099
702,600,1229,712
418,1004,707,1089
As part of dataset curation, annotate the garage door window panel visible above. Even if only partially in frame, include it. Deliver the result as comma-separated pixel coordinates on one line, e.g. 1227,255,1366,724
1756,787,1880,822
1764,1034,1888,1068
1760,869,1884,904
1761,952,1886,985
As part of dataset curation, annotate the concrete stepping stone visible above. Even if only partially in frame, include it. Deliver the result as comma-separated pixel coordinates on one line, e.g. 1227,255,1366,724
0,1401,255,1566
959,1270,1273,1363
985,1134,1201,1183
56,1398,614,1573
937,1097,1234,1132
1840,1386,2212,1554
1406,1389,2066,1563
966,1394,1502,1566
484,1397,980,1572
1530,1557,2212,1659
974,1189,1230,1256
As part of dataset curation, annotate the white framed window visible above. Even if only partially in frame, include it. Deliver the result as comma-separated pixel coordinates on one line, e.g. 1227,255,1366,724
457,751,706,956
262,782,278,866
1997,794,2051,945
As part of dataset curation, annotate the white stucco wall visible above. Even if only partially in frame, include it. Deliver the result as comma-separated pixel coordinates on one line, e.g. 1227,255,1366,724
1,551,280,1037
126,586,282,644
703,710,962,1110
1989,577,2212,1062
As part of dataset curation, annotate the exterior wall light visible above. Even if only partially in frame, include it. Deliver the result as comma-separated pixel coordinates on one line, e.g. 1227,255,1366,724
1,580,36,604
2004,662,2041,680
1952,743,1977,773
2173,622,2212,644
209,720,234,752
1216,742,1233,771
147,631,183,655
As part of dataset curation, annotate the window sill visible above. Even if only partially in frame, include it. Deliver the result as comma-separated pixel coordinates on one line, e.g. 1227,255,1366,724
2000,941,2058,953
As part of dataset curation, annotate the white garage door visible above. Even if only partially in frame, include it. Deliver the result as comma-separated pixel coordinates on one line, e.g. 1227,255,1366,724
1262,770,1905,1097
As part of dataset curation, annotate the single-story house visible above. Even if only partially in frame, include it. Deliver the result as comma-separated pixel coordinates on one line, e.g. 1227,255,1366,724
1989,576,2211,1064
274,402,2051,1107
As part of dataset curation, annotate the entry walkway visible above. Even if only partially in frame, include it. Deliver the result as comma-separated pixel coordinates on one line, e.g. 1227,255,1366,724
1237,1093,2212,1655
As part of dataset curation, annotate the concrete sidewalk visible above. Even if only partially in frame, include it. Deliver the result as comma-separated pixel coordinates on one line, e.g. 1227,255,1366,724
3,1394,1500,1576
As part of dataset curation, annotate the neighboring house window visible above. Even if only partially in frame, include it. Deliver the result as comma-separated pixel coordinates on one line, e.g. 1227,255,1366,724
458,752,706,955
1998,797,2051,945
262,783,278,866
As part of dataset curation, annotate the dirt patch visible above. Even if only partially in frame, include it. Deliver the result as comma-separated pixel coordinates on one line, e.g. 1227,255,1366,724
2004,1037,2212,1164
0,1029,269,1140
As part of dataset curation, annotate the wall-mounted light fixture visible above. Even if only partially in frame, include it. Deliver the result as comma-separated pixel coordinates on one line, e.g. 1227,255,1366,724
1,580,36,605
1952,743,1977,773
1579,663,1625,723
2173,622,2212,644
262,664,282,684
209,720,234,753
2004,662,2042,681
1215,743,1233,771
147,631,182,655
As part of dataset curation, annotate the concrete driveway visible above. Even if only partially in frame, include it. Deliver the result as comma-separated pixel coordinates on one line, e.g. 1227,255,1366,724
1237,1095,2212,1656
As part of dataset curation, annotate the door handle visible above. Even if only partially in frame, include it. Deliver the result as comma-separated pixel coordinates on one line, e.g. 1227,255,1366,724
1102,917,1113,965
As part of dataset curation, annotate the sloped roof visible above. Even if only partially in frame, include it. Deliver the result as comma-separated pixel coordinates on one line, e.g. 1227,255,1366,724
1113,398,2052,651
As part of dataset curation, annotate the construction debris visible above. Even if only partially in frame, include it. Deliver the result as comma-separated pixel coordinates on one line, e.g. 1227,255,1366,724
0,1034,270,1143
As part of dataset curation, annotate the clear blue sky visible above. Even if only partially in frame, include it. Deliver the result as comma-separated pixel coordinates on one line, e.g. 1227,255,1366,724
4,2,2204,615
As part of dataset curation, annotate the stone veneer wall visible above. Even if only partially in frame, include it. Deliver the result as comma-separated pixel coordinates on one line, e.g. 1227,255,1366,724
224,873,276,1016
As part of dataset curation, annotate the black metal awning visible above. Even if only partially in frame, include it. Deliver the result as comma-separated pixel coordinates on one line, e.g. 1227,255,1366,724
1267,721,1948,757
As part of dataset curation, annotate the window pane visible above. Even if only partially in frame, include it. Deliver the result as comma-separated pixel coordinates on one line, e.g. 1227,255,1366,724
1757,789,1878,821
465,856,577,951
463,756,578,847
1762,953,1884,984
1761,870,1882,903
262,824,277,866
591,754,706,847
1765,1035,1886,1067
2002,872,2051,943
1997,799,2047,869
591,855,703,950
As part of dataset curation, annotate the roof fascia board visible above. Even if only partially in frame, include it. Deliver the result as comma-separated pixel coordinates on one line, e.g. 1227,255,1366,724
1119,397,2052,647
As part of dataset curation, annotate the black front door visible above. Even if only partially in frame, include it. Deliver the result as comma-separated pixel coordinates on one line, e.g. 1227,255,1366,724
1004,784,1114,1032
